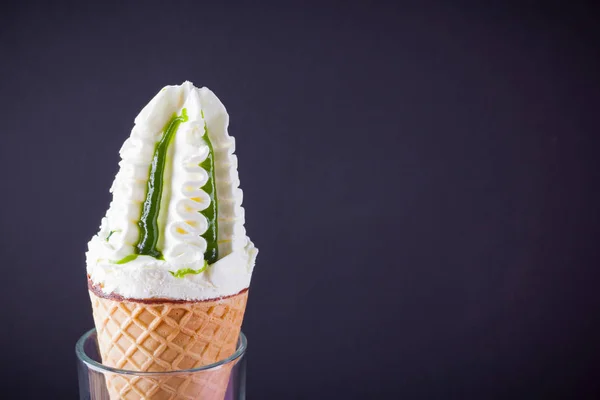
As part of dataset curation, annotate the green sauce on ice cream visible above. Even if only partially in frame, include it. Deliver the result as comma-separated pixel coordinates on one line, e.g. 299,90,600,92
127,107,219,266
200,111,219,264
136,108,189,258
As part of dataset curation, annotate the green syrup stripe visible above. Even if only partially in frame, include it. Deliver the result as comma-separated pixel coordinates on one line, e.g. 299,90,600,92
136,108,189,258
115,254,138,264
169,261,209,278
200,116,219,264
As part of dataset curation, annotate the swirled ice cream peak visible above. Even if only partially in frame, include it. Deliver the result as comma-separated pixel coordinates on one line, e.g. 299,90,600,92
86,81,257,300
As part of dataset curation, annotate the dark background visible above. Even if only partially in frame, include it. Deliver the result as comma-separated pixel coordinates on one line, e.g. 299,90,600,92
1,1,599,398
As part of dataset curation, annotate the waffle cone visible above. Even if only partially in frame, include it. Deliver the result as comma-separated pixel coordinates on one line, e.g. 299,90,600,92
88,288,248,400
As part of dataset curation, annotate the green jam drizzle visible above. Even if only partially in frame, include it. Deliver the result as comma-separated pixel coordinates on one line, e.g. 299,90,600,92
200,111,219,264
169,261,209,278
106,230,117,242
116,107,219,267
115,254,139,264
135,108,189,258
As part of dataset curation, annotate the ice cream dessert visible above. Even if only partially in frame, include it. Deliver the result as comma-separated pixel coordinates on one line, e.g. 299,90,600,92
86,81,257,399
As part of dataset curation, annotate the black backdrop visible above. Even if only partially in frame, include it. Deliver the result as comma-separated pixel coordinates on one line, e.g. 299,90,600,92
1,1,599,399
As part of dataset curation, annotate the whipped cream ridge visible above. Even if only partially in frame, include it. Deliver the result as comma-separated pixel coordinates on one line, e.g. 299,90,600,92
86,82,257,301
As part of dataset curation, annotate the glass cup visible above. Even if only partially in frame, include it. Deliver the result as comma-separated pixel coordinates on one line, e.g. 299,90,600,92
76,328,246,400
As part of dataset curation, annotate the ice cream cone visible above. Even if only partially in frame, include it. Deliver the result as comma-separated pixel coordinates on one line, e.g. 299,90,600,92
84,82,258,399
89,284,248,400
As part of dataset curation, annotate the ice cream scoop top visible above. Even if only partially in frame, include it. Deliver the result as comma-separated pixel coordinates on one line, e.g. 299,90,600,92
86,82,257,301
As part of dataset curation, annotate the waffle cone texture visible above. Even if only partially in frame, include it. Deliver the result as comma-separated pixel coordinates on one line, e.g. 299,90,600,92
89,288,248,400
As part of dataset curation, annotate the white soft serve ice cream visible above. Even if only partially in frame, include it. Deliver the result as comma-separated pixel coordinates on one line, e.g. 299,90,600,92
86,81,257,300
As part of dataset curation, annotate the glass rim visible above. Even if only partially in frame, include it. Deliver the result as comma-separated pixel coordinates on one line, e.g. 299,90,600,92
75,328,247,376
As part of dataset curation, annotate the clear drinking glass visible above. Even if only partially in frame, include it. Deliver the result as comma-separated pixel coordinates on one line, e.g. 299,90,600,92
76,328,246,400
